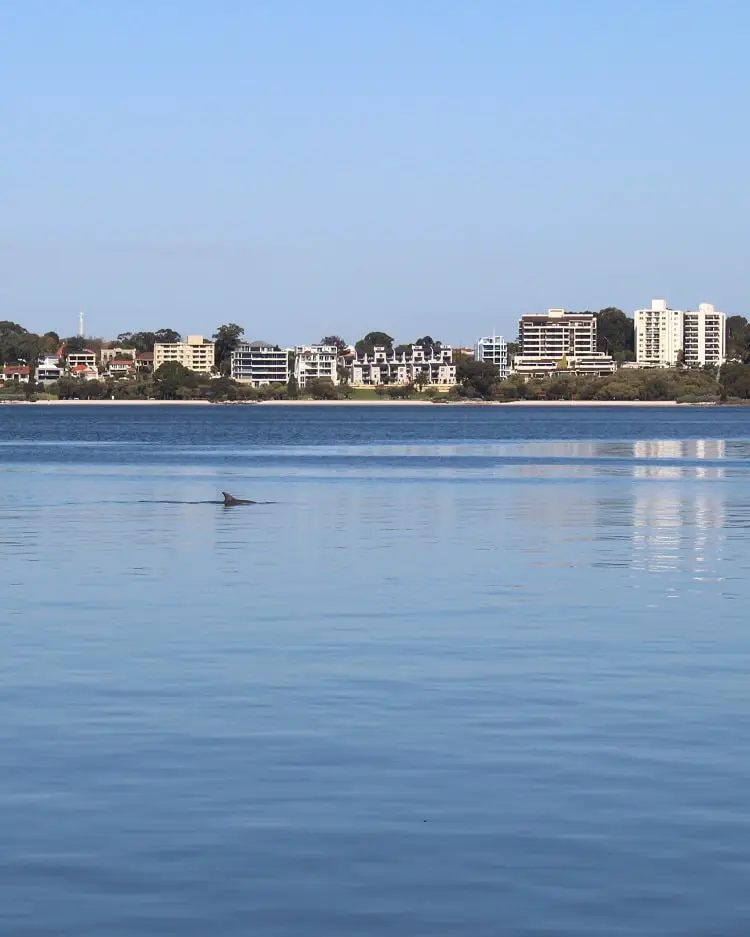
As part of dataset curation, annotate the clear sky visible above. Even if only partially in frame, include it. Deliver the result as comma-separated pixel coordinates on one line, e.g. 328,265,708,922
1,0,749,345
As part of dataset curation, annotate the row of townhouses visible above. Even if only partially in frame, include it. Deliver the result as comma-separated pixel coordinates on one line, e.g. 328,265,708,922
0,300,731,387
228,341,457,388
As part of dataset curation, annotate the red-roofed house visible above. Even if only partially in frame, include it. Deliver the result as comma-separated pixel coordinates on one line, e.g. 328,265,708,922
2,365,31,383
70,364,99,381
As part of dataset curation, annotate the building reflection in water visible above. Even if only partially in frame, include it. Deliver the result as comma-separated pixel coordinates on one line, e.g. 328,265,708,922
632,440,726,480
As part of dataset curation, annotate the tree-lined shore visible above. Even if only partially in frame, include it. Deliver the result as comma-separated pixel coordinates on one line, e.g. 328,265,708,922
3,315,750,403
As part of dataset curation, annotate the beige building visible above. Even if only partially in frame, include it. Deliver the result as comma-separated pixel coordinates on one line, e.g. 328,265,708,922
153,335,215,373
513,309,615,376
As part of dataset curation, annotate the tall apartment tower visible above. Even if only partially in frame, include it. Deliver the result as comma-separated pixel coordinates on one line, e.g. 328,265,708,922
635,299,726,368
683,303,726,367
474,333,509,378
634,299,683,367
519,308,597,358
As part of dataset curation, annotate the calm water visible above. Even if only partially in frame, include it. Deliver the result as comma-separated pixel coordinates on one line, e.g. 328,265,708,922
2,404,750,936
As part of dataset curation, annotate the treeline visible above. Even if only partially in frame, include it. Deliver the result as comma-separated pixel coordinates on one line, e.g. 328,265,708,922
454,359,750,403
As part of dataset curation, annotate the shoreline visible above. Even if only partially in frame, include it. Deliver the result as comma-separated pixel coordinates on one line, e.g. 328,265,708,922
1,398,687,407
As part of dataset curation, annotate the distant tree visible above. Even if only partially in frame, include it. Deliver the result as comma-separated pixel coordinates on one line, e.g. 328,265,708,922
355,331,394,355
595,307,634,359
41,332,60,355
116,329,182,353
152,361,198,399
212,323,245,375
153,328,182,344
59,336,88,354
506,341,520,359
414,371,429,391
414,335,440,356
0,321,42,365
305,377,340,400
286,375,299,398
205,376,238,401
455,357,502,399
720,362,750,399
726,316,750,362
321,335,348,354
118,332,154,352
546,376,574,400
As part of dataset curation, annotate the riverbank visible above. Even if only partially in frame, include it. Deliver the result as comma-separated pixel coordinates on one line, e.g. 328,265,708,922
1,397,685,407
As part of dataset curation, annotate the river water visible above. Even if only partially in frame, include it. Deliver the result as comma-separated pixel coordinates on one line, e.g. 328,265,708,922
1,403,749,936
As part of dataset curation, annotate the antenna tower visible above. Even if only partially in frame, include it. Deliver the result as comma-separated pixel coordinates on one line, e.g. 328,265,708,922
78,311,85,338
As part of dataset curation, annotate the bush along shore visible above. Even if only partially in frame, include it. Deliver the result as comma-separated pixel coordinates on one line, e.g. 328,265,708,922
3,359,750,404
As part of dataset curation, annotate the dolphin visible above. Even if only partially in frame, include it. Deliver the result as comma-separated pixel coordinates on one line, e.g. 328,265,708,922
222,491,257,506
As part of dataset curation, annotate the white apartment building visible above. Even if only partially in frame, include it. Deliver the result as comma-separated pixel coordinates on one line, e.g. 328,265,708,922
66,349,98,370
683,303,726,368
36,356,63,383
513,309,615,376
635,299,684,367
350,344,456,386
474,334,509,379
294,344,339,387
635,299,726,368
230,341,290,385
153,335,215,373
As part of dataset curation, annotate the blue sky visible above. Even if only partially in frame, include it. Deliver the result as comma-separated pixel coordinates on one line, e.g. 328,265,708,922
1,0,748,344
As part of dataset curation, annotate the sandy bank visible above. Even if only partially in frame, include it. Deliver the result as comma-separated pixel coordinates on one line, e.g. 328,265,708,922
0,398,686,407
254,399,682,407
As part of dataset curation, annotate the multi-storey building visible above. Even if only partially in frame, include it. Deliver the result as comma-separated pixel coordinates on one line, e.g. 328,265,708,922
36,356,63,383
153,335,215,373
512,309,615,376
135,352,154,373
66,349,98,371
100,346,136,364
294,344,339,387
634,299,684,367
683,303,726,368
634,299,726,368
230,341,290,385
350,344,456,386
107,359,137,377
474,334,509,379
